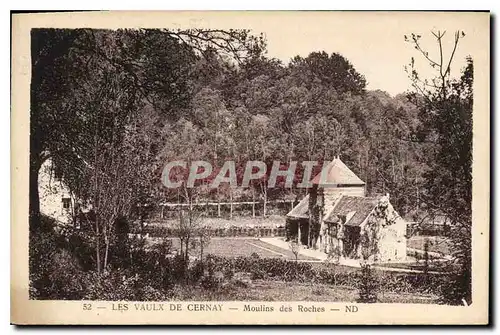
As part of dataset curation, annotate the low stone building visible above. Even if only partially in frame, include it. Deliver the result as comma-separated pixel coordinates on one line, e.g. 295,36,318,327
286,157,406,262
38,158,75,225
38,157,93,227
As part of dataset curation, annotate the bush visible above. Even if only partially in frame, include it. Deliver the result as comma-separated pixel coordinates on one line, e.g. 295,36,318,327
30,217,448,301
47,249,88,299
138,285,166,301
189,260,205,283
84,271,139,301
250,252,260,259
203,254,445,296
29,219,89,300
357,264,378,303
171,254,188,281
250,268,267,280
200,273,220,290
223,265,235,280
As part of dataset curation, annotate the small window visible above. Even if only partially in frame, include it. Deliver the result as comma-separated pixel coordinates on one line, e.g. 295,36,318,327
54,169,63,180
62,197,71,210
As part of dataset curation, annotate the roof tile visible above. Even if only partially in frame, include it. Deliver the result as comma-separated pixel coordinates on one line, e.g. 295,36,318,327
311,158,365,186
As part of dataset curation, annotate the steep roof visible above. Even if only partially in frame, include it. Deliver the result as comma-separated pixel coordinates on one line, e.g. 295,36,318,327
287,194,378,225
324,196,378,227
286,194,309,219
311,157,365,187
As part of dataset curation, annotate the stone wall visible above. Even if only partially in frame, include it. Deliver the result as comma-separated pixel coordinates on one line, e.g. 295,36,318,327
376,217,407,261
363,196,407,262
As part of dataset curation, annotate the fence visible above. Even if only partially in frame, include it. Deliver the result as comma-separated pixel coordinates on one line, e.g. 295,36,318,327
156,199,297,219
406,222,450,237
131,225,287,239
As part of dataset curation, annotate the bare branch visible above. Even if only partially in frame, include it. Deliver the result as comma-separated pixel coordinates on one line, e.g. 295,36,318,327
410,34,440,68
443,31,461,78
437,31,444,78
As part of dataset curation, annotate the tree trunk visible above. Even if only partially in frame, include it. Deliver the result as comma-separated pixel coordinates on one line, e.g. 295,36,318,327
104,234,110,270
415,176,420,212
252,187,255,218
29,158,42,230
263,187,267,217
229,189,233,219
185,237,190,263
96,218,102,274
29,149,46,231
308,217,312,248
217,188,221,217
200,241,204,262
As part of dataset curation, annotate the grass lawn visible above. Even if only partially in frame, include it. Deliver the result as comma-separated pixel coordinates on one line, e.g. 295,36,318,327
375,260,451,272
202,238,318,260
148,237,318,261
170,279,439,304
407,235,451,255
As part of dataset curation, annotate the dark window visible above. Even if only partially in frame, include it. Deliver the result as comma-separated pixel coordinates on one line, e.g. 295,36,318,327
54,169,63,180
62,198,71,209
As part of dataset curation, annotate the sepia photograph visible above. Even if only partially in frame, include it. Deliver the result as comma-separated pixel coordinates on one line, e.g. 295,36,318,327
11,11,490,325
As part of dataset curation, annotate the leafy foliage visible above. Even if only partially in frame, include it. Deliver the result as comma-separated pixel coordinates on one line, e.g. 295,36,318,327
30,215,446,301
406,31,472,305
29,28,472,305
357,264,379,303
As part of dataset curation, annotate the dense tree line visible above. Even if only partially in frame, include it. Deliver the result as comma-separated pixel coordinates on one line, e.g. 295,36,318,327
31,29,430,225
29,28,438,268
29,28,472,305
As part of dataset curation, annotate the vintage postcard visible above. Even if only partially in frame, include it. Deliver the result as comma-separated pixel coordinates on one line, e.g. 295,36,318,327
11,11,490,325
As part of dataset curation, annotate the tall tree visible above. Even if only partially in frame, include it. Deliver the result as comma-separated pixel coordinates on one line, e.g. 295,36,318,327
29,29,84,230
289,51,366,95
30,28,265,230
406,31,472,304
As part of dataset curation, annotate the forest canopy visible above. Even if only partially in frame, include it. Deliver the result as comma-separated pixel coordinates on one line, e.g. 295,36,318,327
30,28,467,228
28,27,474,305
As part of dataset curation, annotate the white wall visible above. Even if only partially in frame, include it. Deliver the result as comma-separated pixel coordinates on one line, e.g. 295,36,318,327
377,217,407,262
38,159,74,225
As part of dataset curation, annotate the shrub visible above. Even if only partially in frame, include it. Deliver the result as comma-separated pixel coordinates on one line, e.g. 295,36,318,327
138,285,167,301
357,264,379,303
189,260,205,283
250,268,267,280
171,254,188,281
47,249,88,299
250,252,260,259
30,217,448,301
84,270,141,301
200,273,220,290
439,271,471,305
29,228,60,299
29,220,89,300
223,264,235,280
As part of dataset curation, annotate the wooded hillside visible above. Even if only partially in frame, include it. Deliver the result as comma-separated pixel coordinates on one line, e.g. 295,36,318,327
30,29,438,224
